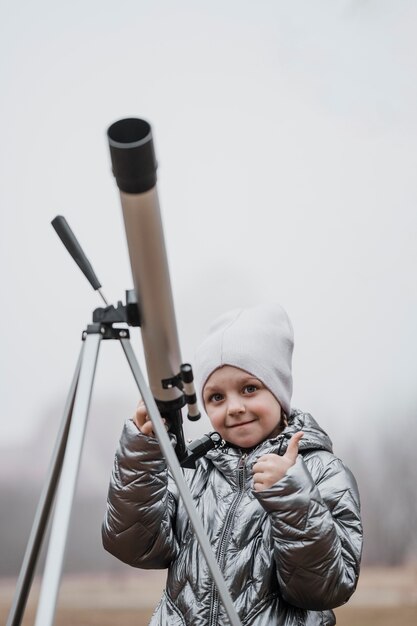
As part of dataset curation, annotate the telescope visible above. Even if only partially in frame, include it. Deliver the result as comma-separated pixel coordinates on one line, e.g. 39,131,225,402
7,118,242,626
107,118,200,464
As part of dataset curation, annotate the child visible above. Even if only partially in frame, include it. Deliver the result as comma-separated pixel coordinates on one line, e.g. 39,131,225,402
102,303,362,625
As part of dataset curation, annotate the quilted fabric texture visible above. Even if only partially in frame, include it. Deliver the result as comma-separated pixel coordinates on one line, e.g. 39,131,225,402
102,411,362,625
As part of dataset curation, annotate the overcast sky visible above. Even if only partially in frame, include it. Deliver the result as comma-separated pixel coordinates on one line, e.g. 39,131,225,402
1,0,417,458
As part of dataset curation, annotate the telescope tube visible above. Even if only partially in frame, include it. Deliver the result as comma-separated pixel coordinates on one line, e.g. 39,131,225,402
107,118,187,457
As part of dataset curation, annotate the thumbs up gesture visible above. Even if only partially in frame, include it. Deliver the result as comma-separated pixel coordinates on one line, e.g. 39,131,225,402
252,432,304,492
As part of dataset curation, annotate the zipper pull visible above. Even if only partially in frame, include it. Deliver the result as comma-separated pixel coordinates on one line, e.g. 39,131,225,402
277,435,287,456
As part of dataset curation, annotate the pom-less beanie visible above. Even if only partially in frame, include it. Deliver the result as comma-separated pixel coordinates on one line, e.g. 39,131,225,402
194,303,294,417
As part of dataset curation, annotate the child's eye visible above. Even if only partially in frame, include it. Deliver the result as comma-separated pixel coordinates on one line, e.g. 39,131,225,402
243,384,258,394
208,393,224,403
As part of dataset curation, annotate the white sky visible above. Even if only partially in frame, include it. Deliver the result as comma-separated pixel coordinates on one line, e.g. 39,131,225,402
1,0,417,456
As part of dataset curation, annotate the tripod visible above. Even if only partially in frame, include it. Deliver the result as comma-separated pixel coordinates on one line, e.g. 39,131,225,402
6,317,242,626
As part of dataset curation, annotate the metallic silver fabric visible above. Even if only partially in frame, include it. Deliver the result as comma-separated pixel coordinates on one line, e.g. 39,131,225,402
103,411,362,625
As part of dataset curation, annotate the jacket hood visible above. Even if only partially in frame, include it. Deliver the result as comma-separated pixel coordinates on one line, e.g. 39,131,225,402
285,409,333,454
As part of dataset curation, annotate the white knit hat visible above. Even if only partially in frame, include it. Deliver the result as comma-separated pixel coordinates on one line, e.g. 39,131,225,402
194,303,294,417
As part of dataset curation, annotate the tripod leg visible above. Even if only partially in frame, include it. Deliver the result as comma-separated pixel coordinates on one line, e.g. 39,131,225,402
33,332,102,626
6,347,84,626
120,338,242,626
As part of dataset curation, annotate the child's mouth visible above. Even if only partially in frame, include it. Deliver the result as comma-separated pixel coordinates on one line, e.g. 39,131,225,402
228,420,256,429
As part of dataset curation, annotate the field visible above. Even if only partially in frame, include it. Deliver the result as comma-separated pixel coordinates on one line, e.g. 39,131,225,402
1,567,416,625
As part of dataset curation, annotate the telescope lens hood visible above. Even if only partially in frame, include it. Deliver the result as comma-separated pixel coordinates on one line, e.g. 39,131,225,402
108,118,157,194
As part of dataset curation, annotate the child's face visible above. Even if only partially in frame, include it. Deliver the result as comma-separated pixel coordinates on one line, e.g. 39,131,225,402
203,365,283,448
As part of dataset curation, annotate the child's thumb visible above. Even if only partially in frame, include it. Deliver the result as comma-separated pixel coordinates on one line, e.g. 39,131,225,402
285,431,304,462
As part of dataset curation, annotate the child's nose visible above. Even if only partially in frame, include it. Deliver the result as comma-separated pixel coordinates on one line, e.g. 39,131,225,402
227,396,245,415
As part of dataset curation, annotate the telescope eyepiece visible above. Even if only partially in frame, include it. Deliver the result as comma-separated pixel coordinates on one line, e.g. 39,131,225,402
107,118,157,194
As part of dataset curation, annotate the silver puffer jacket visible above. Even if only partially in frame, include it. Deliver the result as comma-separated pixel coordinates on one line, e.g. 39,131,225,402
102,411,362,625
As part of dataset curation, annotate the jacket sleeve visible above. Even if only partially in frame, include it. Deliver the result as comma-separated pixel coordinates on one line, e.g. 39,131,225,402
255,450,362,610
102,419,179,569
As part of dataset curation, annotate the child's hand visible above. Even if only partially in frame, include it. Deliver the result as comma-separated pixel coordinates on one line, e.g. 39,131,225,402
252,431,304,492
132,399,167,437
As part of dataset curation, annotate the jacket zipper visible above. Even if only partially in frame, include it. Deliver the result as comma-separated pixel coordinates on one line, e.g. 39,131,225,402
208,453,247,626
